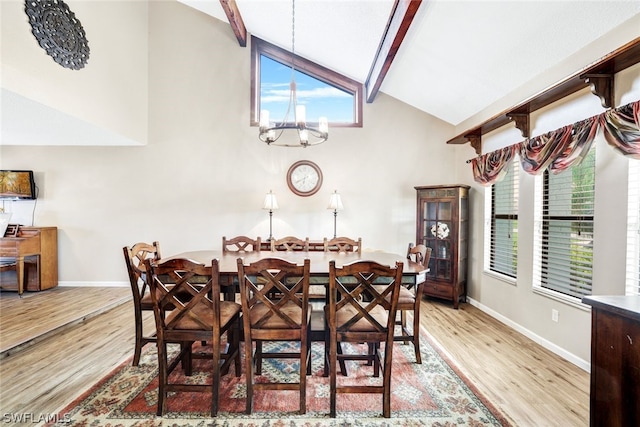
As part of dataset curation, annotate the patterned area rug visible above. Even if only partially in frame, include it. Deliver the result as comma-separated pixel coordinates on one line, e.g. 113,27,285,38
50,330,512,426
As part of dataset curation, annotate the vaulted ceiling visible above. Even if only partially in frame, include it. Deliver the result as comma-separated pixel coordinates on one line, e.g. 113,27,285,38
190,1,640,131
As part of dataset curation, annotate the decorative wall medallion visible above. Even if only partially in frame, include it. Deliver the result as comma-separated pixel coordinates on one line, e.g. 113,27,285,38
24,0,90,70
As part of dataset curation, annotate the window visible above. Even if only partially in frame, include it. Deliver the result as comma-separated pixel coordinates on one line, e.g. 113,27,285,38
486,159,519,278
534,146,596,299
250,36,363,127
627,160,640,296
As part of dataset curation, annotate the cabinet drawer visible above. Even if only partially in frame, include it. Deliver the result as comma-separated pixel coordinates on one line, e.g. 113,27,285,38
424,283,453,298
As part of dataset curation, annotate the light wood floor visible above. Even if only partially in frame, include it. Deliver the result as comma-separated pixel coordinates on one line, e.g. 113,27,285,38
0,287,590,426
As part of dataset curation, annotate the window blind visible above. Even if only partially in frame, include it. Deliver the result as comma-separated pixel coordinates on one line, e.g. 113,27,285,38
627,160,640,296
540,147,595,299
490,159,519,277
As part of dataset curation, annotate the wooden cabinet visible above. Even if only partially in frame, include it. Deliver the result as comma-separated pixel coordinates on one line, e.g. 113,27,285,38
0,226,58,292
415,185,469,308
582,295,640,427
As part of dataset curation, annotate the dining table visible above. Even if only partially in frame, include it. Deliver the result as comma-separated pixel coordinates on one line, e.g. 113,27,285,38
162,249,428,372
163,249,428,286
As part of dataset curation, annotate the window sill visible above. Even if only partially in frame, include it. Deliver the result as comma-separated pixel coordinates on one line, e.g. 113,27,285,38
532,286,591,312
483,269,517,286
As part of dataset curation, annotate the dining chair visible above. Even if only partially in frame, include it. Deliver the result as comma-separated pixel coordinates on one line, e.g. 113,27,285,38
324,237,362,253
236,257,311,414
271,236,309,251
397,243,432,363
308,239,325,252
146,257,241,416
122,241,162,366
222,235,262,253
326,259,403,418
221,235,262,295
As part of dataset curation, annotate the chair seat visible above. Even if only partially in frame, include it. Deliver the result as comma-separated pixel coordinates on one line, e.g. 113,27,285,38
165,300,241,330
250,301,311,329
140,292,154,309
327,304,389,332
374,284,415,305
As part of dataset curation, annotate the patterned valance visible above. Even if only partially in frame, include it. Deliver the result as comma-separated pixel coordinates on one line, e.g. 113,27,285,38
471,99,640,186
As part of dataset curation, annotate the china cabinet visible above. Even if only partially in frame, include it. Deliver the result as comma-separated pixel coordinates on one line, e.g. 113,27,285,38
415,185,469,308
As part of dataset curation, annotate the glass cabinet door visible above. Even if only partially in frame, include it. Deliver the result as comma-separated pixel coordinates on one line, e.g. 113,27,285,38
422,200,452,281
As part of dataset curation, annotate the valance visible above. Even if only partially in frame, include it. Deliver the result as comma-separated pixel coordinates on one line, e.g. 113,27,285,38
471,99,640,186
602,101,640,158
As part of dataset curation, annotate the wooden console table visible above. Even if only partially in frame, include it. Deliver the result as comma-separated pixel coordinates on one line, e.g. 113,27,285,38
582,295,640,427
0,226,58,295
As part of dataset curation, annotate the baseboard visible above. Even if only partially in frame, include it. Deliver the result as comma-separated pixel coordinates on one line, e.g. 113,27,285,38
58,281,129,287
466,297,591,372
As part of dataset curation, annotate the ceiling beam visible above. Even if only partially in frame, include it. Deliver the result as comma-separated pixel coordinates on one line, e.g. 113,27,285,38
365,0,422,103
220,0,247,47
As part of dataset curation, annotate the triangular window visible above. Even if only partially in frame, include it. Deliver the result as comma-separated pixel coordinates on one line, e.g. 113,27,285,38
250,36,363,127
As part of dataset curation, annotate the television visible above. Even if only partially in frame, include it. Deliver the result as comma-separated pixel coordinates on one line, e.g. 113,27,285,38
0,170,37,200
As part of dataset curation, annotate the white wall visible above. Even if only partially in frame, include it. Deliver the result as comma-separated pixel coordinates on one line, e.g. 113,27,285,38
0,1,455,284
1,0,149,145
3,0,639,370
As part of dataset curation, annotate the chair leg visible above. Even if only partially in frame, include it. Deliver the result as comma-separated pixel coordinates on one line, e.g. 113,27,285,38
372,343,381,377
255,340,263,374
244,339,254,414
412,311,422,364
132,307,144,366
181,342,193,376
337,343,348,375
232,321,242,377
299,337,307,414
382,340,394,418
306,332,313,375
400,310,411,344
329,336,337,417
156,341,168,416
212,334,221,417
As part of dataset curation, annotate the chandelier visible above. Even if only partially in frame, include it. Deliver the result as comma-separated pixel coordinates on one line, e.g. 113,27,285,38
258,0,328,147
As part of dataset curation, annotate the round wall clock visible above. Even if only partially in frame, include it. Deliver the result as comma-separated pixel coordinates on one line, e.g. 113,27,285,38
287,160,323,197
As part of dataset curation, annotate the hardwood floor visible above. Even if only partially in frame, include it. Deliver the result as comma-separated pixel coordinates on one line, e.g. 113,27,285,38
0,288,590,426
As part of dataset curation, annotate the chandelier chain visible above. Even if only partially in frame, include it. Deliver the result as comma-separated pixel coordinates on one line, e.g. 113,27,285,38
257,0,328,147
291,0,296,75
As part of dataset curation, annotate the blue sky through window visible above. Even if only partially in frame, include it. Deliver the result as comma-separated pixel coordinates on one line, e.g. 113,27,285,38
260,55,354,124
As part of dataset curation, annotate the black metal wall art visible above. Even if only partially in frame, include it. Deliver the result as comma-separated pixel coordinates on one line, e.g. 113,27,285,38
24,0,90,70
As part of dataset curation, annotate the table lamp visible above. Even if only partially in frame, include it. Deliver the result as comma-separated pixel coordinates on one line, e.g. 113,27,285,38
263,190,279,241
327,190,343,238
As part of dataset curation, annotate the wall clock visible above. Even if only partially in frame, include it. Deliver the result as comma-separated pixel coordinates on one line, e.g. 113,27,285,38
287,160,323,197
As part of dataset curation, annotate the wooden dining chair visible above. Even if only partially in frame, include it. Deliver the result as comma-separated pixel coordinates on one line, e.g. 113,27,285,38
145,257,241,416
324,236,362,253
236,257,311,414
122,241,162,366
222,235,262,253
271,236,309,251
221,235,262,295
308,239,325,252
326,259,403,418
397,243,432,363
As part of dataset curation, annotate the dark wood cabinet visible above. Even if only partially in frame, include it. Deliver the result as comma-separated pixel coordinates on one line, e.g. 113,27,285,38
415,185,469,308
582,295,640,427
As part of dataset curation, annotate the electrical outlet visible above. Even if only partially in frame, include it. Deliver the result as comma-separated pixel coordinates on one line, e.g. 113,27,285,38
552,309,559,322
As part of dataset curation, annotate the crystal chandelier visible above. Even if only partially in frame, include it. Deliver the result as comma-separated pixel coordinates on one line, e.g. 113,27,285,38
258,0,328,147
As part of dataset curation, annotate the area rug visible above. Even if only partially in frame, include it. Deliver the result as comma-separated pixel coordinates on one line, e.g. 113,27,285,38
50,329,512,426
